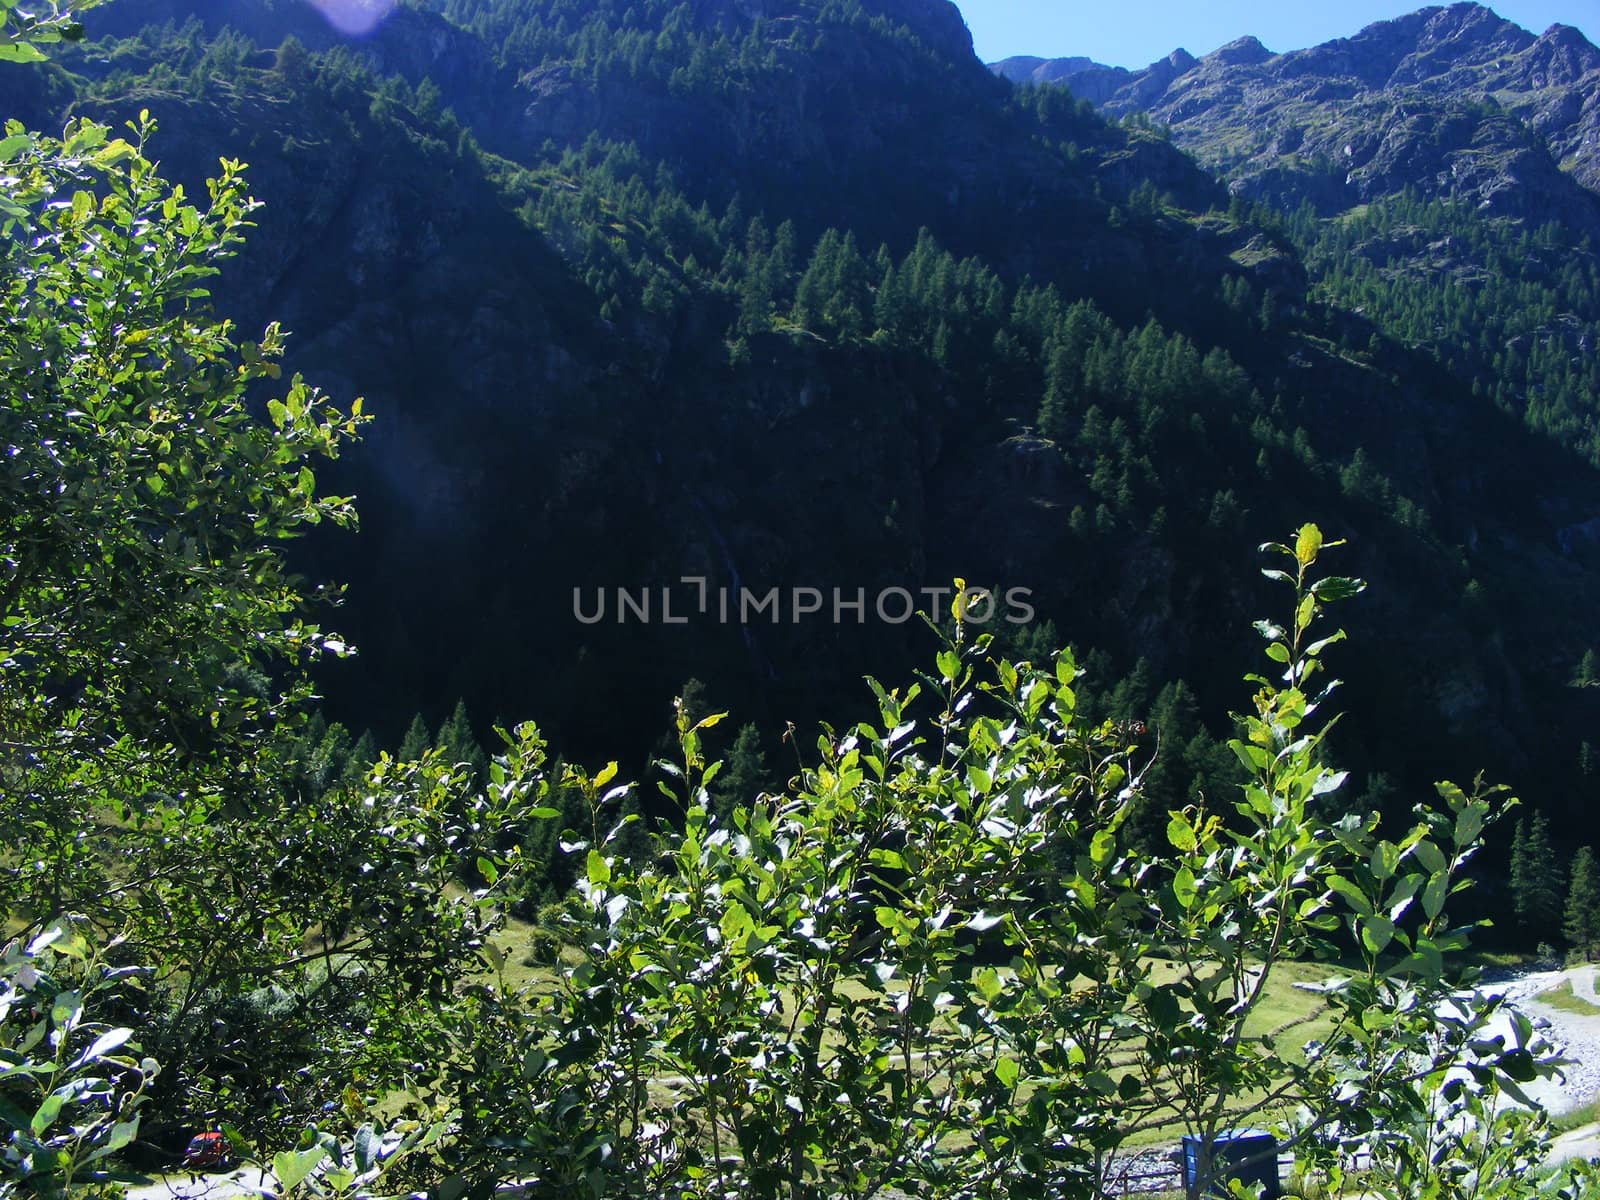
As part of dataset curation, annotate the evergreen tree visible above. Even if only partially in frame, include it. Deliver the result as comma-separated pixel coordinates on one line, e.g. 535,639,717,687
1565,845,1600,959
436,698,488,783
343,729,378,786
1574,650,1599,688
308,722,354,794
709,722,772,826
275,34,311,83
1511,812,1564,936
1511,817,1530,925
516,766,591,916
398,712,432,762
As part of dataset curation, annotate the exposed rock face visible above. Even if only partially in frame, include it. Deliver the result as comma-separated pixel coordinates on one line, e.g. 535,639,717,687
991,4,1600,228
991,54,1133,104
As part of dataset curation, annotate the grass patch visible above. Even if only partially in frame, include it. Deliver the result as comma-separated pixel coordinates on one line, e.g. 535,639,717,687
1535,980,1600,1016
1552,1095,1600,1135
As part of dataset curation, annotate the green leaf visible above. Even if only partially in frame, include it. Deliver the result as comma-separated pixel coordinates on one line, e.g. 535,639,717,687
1085,1071,1116,1097
870,849,906,871
49,989,82,1032
994,1057,1020,1089
1454,802,1486,849
1422,872,1449,920
1327,875,1373,917
0,1094,31,1132
586,849,611,886
0,41,48,63
1360,915,1395,955
973,967,1003,1001
69,1027,131,1070
273,1146,328,1190
104,1119,137,1155
1172,866,1197,910
1089,828,1116,868
1369,840,1399,883
1166,814,1196,853
1310,576,1366,602
1295,524,1323,565
30,1092,63,1137
1498,1049,1537,1083
1144,986,1181,1029
1413,839,1446,874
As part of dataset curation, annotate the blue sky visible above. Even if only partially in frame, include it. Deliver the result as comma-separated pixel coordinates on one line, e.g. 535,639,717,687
954,2,1597,68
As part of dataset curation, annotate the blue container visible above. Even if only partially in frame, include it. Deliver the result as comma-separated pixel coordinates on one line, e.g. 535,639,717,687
1181,1129,1280,1199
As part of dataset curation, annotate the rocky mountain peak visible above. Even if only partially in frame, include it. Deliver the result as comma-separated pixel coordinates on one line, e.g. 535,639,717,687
1524,22,1600,86
1420,2,1516,39
1164,48,1198,73
991,3,1600,222
1206,36,1271,67
1280,3,1524,89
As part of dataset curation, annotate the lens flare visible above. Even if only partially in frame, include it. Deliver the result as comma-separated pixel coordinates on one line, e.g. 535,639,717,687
305,0,396,36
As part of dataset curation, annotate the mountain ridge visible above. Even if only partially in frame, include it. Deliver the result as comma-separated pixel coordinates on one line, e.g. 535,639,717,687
15,0,1600,840
991,3,1600,217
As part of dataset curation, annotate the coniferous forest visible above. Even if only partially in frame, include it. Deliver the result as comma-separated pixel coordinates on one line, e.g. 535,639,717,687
7,1,1600,1197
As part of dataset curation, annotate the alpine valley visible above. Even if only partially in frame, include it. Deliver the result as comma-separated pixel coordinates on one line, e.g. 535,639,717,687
17,0,1600,872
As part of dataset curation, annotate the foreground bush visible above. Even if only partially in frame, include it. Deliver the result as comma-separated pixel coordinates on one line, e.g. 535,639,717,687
1,37,1591,1198
436,531,1596,1200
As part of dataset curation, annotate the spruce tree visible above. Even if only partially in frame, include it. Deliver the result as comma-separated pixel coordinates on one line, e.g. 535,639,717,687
1574,650,1599,687
436,698,487,783
397,712,432,762
709,723,773,826
1510,818,1531,926
343,729,378,786
1565,845,1600,959
310,722,354,794
1512,811,1564,936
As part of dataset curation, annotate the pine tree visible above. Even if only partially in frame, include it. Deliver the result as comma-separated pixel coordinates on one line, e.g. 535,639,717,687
1574,650,1599,688
738,217,775,333
436,698,487,783
709,723,772,826
1511,817,1531,926
1565,845,1600,959
1511,813,1564,937
397,712,432,762
275,34,311,83
310,722,354,794
343,729,378,787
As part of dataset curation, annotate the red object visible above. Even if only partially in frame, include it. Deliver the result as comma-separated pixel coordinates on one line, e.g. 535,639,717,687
183,1131,231,1170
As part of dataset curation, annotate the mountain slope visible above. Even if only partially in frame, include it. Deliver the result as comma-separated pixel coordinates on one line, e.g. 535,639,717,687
998,4,1600,224
12,0,1600,847
996,6,1600,482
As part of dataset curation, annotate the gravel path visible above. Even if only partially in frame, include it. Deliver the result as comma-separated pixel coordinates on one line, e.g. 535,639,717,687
1486,965,1600,1116
1570,967,1600,1008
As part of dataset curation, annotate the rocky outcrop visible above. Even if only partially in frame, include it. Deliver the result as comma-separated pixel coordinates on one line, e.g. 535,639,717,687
991,4,1600,229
